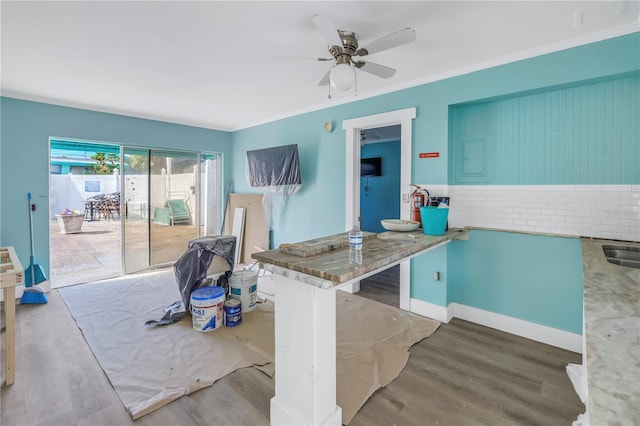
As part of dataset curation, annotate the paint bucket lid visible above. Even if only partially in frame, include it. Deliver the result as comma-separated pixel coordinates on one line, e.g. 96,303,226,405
229,270,258,284
224,298,242,308
191,286,225,301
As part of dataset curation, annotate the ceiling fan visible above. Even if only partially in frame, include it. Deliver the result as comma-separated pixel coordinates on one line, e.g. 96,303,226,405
310,14,416,97
361,129,380,145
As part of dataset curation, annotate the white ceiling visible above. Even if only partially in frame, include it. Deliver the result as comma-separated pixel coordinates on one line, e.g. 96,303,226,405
1,1,638,132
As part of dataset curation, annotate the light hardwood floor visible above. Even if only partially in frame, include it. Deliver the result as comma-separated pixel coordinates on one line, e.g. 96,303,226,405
358,265,400,308
1,288,583,426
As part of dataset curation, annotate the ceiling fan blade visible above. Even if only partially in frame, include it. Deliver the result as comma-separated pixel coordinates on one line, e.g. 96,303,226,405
357,61,396,79
317,68,331,86
358,28,416,56
311,14,342,47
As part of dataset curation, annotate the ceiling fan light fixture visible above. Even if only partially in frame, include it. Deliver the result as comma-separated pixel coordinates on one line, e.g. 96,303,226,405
330,63,355,91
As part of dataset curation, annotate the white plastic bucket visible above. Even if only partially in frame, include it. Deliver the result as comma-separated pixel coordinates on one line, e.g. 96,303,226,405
190,286,226,332
229,270,258,313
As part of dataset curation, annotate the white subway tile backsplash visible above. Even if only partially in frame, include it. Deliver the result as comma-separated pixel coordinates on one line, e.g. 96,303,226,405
444,184,640,242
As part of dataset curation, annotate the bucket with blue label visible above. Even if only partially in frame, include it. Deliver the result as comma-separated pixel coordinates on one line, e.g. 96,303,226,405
190,286,225,332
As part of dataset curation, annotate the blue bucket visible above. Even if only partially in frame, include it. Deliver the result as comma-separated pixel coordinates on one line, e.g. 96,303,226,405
420,206,449,236
190,286,226,332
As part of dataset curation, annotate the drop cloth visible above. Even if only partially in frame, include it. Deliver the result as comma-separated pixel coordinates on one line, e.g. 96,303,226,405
60,269,440,423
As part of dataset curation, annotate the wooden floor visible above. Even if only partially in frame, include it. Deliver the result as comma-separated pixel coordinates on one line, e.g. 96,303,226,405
358,265,400,308
1,288,583,426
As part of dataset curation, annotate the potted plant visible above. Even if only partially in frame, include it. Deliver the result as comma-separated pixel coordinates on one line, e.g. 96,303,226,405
55,209,84,234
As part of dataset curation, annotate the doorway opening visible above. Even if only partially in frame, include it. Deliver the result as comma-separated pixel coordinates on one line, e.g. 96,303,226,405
358,125,401,307
343,107,416,311
49,139,123,288
49,139,222,288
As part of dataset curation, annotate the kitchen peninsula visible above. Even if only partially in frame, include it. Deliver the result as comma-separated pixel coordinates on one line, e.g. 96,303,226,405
252,229,462,426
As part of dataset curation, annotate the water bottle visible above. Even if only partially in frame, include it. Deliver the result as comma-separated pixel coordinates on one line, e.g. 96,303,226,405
349,223,363,265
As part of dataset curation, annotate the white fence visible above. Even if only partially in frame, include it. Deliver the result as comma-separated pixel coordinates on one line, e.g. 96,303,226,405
50,174,120,218
50,171,209,229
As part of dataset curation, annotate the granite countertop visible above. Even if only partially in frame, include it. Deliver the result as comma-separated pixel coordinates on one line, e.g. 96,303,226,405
253,229,639,422
252,229,464,286
581,239,640,425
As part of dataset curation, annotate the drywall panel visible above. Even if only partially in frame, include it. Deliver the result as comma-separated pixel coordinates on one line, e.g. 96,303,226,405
224,194,269,265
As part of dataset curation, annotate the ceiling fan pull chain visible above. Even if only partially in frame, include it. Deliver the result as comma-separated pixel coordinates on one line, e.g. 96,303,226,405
354,71,358,96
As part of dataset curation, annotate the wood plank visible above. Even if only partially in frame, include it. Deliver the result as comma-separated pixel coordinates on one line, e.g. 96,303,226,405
278,232,376,257
0,246,24,289
231,207,246,264
3,286,15,385
0,246,22,386
225,194,269,266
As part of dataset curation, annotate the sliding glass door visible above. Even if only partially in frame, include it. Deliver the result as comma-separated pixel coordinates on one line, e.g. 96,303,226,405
122,148,220,274
149,150,199,265
122,147,150,274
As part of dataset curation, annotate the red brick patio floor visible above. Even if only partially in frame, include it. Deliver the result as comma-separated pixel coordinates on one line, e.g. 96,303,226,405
50,219,122,288
49,218,198,288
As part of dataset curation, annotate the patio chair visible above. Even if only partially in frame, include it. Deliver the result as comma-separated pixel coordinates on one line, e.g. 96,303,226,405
101,192,120,221
84,194,106,221
166,198,191,225
153,198,191,226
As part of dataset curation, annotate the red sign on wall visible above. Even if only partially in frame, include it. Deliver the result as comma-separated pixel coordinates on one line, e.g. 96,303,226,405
419,152,439,158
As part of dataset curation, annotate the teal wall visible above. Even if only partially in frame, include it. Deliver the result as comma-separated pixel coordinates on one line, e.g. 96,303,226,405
360,141,401,233
0,97,231,275
1,33,637,333
450,74,640,184
232,33,640,333
447,230,584,334
231,33,639,248
411,243,448,306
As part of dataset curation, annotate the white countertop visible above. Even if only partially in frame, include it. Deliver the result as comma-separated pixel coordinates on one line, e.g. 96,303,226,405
581,239,640,424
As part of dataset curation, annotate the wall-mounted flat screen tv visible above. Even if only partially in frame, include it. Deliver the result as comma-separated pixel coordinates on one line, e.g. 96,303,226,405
247,144,302,187
361,157,382,177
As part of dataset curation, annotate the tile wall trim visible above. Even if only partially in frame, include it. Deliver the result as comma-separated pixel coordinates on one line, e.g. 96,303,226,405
416,184,639,242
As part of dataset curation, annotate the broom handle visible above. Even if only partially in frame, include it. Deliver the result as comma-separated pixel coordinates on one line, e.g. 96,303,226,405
28,192,36,287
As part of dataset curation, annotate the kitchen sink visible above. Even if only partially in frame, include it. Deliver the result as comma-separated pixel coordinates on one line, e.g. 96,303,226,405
602,245,640,269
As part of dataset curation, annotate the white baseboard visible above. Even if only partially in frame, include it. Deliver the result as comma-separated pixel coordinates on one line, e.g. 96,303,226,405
410,298,582,353
410,298,452,323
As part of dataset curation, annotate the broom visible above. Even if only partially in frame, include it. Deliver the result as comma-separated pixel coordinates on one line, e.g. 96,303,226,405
21,192,48,304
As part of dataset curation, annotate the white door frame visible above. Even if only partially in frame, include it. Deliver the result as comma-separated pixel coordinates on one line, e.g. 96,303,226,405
343,107,416,311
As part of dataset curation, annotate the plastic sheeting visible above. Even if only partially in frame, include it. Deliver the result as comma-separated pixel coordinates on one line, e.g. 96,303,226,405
245,144,302,229
245,144,302,194
247,144,302,187
173,235,236,310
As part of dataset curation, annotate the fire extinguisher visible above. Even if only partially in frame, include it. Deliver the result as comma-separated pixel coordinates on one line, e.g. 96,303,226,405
410,184,430,225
